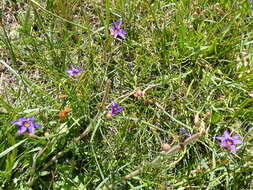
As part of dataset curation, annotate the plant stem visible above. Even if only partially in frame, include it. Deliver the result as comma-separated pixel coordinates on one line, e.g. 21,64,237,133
124,130,205,180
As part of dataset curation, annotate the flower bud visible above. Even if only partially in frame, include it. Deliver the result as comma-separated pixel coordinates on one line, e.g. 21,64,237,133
203,111,211,119
44,131,50,136
134,88,143,98
144,99,153,105
193,12,198,17
196,6,201,12
161,143,170,152
106,112,112,119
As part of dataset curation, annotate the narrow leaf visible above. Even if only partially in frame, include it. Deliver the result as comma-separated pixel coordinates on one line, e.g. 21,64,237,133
0,139,27,159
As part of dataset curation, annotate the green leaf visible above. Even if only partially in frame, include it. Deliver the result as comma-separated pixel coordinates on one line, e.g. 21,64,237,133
0,139,27,159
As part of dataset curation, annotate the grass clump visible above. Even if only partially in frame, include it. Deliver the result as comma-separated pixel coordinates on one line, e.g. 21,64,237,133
0,0,253,189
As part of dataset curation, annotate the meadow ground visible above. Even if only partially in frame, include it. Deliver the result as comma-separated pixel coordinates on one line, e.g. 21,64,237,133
0,0,253,189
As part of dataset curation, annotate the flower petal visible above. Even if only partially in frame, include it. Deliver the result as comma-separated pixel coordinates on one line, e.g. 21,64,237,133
28,126,35,136
180,128,190,137
28,117,35,121
18,126,27,135
66,69,74,76
223,130,230,138
111,112,117,116
232,135,241,140
111,102,119,109
19,117,27,121
216,136,224,141
116,106,124,113
113,32,119,38
34,123,42,128
12,120,24,126
78,67,84,72
118,29,126,39
66,65,83,77
220,141,228,147
109,26,114,31
75,72,81,77
71,65,79,71
115,19,122,28
233,139,243,145
230,146,237,153
111,107,124,116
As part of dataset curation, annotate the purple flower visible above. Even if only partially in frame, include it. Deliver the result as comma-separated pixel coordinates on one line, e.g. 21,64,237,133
12,117,41,135
216,130,243,153
111,102,124,116
180,127,191,137
109,20,126,39
66,65,84,77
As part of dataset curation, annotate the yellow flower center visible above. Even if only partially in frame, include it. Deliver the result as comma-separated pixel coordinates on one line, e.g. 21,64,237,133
111,30,119,36
24,122,30,127
227,140,233,145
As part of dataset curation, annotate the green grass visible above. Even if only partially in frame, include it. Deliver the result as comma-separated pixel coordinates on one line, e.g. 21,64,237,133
0,0,253,189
